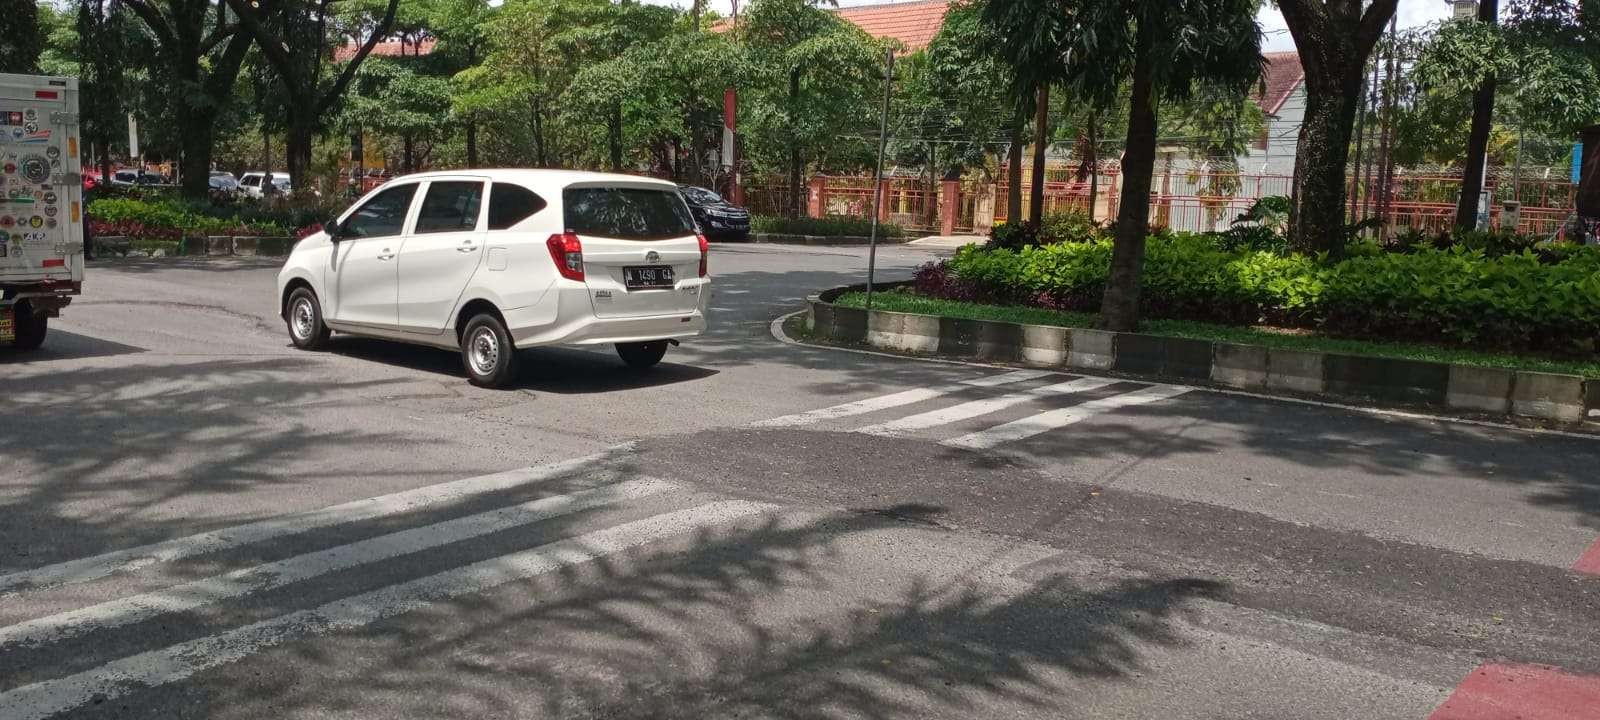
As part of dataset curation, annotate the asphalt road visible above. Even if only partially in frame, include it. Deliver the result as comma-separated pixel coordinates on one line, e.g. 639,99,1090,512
3,243,1599,719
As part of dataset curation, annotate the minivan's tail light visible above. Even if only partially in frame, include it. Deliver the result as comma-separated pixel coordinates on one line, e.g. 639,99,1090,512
697,233,710,278
547,232,584,281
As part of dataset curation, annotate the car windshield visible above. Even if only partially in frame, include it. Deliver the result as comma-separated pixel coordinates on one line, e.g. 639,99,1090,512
564,186,696,240
681,187,722,204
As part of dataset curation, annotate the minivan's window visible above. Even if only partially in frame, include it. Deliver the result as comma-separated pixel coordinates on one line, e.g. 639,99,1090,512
341,183,417,239
415,181,484,234
681,186,723,204
487,183,548,230
563,187,695,240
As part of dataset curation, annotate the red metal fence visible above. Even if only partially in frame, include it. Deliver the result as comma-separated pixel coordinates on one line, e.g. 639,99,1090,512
742,171,1577,238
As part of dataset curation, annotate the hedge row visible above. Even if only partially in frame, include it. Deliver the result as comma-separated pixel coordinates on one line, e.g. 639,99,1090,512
931,235,1600,352
751,214,906,238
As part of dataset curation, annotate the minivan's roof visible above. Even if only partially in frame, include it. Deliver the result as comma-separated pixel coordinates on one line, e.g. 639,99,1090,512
385,169,678,190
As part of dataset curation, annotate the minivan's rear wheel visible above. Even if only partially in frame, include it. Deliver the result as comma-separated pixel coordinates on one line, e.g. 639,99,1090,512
462,313,517,388
285,287,330,350
616,340,668,369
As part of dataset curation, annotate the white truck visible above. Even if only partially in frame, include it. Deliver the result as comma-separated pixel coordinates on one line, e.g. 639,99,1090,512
0,73,83,351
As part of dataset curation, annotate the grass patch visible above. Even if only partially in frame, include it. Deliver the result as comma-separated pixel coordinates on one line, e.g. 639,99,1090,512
833,290,1600,377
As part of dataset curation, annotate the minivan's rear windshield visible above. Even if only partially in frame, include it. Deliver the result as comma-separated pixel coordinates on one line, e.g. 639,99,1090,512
563,187,696,240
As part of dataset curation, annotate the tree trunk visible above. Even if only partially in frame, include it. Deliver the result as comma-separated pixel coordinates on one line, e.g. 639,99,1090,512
1455,0,1499,230
1289,63,1366,255
1029,84,1050,226
608,103,623,172
532,96,547,167
690,120,705,186
261,126,271,174
285,100,315,190
178,112,216,199
1087,111,1100,223
788,68,803,219
1100,26,1158,333
1279,0,1400,254
403,134,415,173
789,145,803,219
1007,108,1024,224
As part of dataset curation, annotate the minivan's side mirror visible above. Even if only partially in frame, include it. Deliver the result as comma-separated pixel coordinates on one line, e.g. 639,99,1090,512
325,217,342,241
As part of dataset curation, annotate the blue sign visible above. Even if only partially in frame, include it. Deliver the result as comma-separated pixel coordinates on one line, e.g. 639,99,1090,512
1576,143,1585,184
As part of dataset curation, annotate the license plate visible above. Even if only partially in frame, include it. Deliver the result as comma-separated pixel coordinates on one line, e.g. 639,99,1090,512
0,309,12,344
624,266,675,289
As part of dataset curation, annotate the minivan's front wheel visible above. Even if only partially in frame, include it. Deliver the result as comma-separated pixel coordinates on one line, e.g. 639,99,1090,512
462,313,517,388
285,287,330,350
616,340,668,370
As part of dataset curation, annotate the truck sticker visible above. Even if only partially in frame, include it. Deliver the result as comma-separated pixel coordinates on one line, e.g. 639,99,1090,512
17,129,50,145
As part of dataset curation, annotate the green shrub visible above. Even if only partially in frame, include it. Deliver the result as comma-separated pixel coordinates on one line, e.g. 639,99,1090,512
985,221,1039,251
87,197,293,237
751,215,905,238
1038,212,1101,244
942,236,1600,352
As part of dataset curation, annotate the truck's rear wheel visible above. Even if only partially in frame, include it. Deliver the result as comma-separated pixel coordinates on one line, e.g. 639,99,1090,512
11,304,47,352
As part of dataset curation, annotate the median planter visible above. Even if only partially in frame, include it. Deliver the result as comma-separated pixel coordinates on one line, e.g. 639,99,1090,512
1512,372,1586,423
1325,354,1449,405
1212,343,1268,390
804,287,1599,427
1447,366,1514,415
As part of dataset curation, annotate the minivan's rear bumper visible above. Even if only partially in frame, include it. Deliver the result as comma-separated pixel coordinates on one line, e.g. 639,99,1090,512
504,280,710,347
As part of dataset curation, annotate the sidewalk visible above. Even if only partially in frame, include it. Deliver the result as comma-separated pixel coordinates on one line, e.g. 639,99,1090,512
909,235,985,249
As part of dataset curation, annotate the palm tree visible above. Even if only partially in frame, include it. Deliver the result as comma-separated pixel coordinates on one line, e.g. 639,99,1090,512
984,0,1265,331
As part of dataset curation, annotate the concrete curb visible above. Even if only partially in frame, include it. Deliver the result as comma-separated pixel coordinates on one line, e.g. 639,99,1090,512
94,235,297,258
752,232,910,247
806,287,1599,426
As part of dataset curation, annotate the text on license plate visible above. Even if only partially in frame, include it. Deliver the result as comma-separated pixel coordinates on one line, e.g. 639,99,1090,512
0,310,12,344
624,266,675,288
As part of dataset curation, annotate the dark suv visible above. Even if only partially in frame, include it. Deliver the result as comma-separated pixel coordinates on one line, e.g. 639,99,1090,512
679,185,751,241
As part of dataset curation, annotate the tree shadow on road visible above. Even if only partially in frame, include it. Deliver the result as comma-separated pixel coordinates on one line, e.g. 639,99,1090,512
176,503,1224,720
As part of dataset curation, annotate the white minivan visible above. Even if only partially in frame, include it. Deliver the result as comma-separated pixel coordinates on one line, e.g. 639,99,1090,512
276,170,711,387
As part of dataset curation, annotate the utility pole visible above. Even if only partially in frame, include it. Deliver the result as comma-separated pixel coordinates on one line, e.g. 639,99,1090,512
865,48,895,312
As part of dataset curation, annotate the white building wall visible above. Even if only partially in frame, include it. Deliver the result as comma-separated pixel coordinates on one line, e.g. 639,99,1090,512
1236,85,1305,180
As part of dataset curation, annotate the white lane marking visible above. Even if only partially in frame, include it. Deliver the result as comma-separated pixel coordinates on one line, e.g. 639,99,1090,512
751,370,1053,428
856,377,1117,437
771,309,1600,444
0,446,633,595
0,500,774,720
944,385,1193,450
0,479,676,650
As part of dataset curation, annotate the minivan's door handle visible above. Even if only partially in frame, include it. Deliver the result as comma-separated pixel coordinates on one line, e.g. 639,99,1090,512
377,249,395,261
457,241,477,253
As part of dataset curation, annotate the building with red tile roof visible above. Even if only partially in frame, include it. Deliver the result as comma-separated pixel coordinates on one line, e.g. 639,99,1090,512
332,37,437,62
834,0,951,51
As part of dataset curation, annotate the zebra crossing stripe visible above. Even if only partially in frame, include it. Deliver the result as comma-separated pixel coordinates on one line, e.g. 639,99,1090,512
0,500,775,720
751,370,1054,428
856,377,1118,437
0,446,634,595
0,479,677,650
943,385,1193,450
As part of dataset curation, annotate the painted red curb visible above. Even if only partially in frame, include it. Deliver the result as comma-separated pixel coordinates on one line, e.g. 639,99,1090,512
1429,663,1600,720
1572,537,1600,576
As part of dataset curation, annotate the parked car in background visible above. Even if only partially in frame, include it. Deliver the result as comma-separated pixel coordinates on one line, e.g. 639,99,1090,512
678,185,750,241
109,169,164,186
239,171,291,198
277,170,711,388
209,171,240,195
